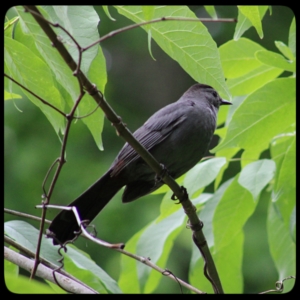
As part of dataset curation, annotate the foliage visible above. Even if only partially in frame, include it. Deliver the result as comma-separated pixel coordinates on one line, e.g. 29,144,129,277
4,5,295,294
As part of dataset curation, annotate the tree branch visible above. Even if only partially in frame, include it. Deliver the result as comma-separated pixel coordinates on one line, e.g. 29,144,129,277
4,246,96,294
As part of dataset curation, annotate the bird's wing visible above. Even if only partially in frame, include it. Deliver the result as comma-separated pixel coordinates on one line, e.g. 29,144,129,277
110,101,192,176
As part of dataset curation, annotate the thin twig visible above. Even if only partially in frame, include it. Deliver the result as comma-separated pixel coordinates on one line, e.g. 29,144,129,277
84,16,237,51
4,208,51,224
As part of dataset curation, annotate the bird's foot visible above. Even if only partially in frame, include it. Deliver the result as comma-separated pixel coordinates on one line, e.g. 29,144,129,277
171,186,189,203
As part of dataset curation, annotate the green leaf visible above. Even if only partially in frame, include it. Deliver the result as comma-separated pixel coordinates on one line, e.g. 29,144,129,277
226,64,283,97
234,6,268,40
5,272,56,294
183,157,227,197
237,6,264,38
115,5,230,99
215,232,245,293
16,6,107,149
79,48,108,150
214,176,256,252
288,18,295,58
190,179,245,293
118,229,146,293
267,203,295,292
219,38,265,79
4,37,65,134
42,6,108,150
213,78,295,153
204,6,217,19
240,146,261,168
102,6,116,21
41,6,100,74
142,5,155,22
199,179,233,249
4,90,22,100
4,220,62,266
275,41,295,61
119,200,187,293
238,159,276,201
4,252,19,276
16,6,80,102
136,207,186,292
255,50,295,72
272,135,295,230
271,133,295,165
205,176,257,292
190,231,244,294
63,245,122,294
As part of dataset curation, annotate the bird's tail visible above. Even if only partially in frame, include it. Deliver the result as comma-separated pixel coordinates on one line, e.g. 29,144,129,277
48,170,125,245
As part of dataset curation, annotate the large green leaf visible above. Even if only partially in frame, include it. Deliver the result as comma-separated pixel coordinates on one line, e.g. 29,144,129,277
226,64,283,96
219,38,265,79
78,48,107,150
199,176,257,292
63,245,122,294
16,6,80,102
118,206,185,293
255,50,295,72
5,272,56,294
4,37,65,134
190,179,245,293
5,220,62,267
115,5,230,99
237,6,265,38
238,159,276,201
213,78,295,154
42,6,99,74
275,41,295,61
234,6,268,40
272,135,295,230
118,229,146,293
136,205,186,293
15,6,107,149
213,176,256,252
183,157,226,197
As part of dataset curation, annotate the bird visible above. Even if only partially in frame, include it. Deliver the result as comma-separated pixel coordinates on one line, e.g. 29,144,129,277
48,83,232,245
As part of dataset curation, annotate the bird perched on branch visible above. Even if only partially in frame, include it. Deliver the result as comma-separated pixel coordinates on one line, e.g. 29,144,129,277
48,83,232,245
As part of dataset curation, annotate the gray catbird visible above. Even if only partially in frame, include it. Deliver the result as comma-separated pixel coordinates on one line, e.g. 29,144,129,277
48,83,231,245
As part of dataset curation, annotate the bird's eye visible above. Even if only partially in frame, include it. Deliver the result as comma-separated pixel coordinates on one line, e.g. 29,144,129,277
212,91,218,97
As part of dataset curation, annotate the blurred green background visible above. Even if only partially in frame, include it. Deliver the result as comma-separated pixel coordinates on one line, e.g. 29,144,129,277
4,6,294,293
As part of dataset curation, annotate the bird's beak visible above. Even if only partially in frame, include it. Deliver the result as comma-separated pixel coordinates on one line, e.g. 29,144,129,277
220,99,232,105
